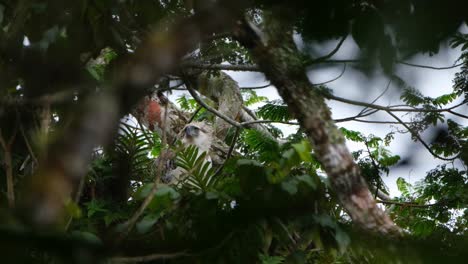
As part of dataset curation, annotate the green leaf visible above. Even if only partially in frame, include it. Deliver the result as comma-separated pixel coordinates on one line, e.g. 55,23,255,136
85,200,109,218
257,101,291,122
340,127,364,142
135,184,179,204
335,228,351,251
433,93,458,106
400,87,425,106
259,254,285,264
292,140,312,162
396,177,411,196
134,183,155,200
296,175,316,189
205,191,219,200
379,154,400,167
136,214,160,234
71,231,102,245
242,89,268,106
64,199,82,219
103,212,125,227
412,220,435,237
155,185,180,200
281,180,298,195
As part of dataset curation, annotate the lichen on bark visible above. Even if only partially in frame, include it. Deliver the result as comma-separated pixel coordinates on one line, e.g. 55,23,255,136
234,14,402,235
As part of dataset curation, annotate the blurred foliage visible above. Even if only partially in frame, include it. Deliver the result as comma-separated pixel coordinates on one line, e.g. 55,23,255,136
0,0,467,263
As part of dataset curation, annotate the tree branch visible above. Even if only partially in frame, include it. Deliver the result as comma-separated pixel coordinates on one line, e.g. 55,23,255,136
110,251,188,263
180,59,464,73
233,16,402,235
212,127,240,177
240,82,271,89
377,200,444,208
327,94,466,113
185,84,243,129
312,35,347,62
182,61,260,71
311,63,347,86
385,110,459,161
448,109,468,119
397,61,464,70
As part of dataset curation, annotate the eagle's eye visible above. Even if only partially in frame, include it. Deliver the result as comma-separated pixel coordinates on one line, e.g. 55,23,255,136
184,125,200,137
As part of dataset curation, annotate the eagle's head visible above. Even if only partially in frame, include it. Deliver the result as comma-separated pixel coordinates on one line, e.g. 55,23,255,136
180,121,213,154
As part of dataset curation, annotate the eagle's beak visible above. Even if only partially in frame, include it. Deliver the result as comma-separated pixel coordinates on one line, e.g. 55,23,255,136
185,125,199,138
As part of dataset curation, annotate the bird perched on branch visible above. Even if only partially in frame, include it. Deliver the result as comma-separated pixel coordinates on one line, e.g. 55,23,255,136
179,121,213,159
160,121,214,184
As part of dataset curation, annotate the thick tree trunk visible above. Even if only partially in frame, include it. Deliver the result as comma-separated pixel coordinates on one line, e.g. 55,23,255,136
233,17,402,235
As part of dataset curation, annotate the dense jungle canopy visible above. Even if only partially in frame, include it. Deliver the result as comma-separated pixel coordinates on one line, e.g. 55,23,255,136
0,0,467,263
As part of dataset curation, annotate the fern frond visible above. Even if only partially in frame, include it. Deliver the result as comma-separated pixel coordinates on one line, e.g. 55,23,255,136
176,145,216,191
115,122,153,179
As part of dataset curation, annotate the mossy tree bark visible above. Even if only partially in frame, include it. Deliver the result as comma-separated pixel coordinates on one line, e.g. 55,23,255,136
233,16,402,235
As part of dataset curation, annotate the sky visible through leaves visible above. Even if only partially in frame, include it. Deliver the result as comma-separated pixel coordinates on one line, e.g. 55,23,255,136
170,26,468,197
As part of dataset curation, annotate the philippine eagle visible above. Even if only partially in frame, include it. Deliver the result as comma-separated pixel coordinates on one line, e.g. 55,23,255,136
160,121,214,184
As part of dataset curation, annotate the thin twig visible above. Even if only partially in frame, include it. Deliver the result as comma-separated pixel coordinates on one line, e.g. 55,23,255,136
448,110,468,119
19,122,38,165
179,57,464,74
240,83,271,89
385,110,459,161
186,84,243,128
397,61,464,70
212,127,240,177
377,200,444,208
327,94,466,113
312,34,347,62
369,185,393,201
188,107,203,123
358,79,392,116
312,63,347,86
241,120,299,126
64,175,86,230
339,119,418,125
242,106,259,120
182,62,259,72
333,109,379,123
311,58,464,70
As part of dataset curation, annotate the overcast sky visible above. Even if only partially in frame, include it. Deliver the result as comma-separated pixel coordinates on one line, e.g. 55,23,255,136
169,24,468,197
